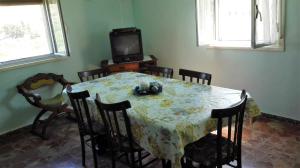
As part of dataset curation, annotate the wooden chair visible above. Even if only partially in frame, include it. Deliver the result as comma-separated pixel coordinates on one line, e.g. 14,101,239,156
17,73,74,139
95,99,157,168
179,69,212,85
67,90,107,168
78,68,110,82
141,65,174,78
181,90,248,168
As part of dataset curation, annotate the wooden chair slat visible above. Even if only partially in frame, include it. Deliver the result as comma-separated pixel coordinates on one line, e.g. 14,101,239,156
78,68,110,82
179,69,212,85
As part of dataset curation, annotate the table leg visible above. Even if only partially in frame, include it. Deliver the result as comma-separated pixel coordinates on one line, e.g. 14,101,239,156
162,159,171,168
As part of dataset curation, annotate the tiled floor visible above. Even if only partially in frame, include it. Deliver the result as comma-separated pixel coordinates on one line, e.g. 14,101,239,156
0,116,299,168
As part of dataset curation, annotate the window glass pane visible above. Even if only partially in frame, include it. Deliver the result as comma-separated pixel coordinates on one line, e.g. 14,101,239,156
48,0,66,54
0,5,52,62
217,0,251,41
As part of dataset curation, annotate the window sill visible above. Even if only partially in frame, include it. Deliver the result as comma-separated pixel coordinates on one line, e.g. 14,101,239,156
201,42,285,52
0,54,69,72
206,45,284,52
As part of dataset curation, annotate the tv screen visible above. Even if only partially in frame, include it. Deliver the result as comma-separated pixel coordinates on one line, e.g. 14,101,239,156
111,34,141,56
110,28,143,63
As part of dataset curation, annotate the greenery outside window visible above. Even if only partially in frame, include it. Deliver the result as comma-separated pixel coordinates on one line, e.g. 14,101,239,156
196,0,285,50
0,0,69,70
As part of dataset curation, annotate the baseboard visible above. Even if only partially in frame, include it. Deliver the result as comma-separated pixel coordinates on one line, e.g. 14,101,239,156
261,113,300,124
0,124,32,142
0,113,76,138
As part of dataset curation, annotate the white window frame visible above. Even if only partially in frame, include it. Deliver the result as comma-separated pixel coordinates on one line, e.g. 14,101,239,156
0,0,70,72
196,0,285,51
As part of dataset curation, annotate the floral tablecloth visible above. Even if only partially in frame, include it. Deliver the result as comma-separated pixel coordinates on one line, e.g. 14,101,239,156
63,72,261,167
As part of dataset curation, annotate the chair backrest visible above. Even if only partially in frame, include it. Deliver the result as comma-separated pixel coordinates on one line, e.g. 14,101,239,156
94,99,135,152
78,68,109,82
17,73,69,107
142,65,173,78
67,90,96,135
17,73,68,91
211,90,247,166
179,69,212,85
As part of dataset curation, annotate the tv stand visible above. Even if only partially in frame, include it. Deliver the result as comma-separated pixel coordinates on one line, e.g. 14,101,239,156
101,55,157,73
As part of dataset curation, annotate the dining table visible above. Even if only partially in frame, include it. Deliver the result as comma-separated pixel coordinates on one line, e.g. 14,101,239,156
62,72,261,168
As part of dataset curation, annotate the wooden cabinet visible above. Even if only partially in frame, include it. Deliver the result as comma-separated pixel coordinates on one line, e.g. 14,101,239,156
108,63,140,72
101,55,157,73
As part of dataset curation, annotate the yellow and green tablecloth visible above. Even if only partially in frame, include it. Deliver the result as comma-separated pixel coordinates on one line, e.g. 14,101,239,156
63,72,260,167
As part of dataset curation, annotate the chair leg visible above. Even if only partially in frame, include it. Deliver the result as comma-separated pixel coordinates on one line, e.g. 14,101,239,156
237,155,242,168
96,135,108,155
182,158,195,168
236,147,242,168
162,159,171,168
41,112,57,139
126,152,130,164
31,109,47,131
111,149,116,168
162,159,166,168
130,152,135,168
80,135,86,167
138,151,142,168
180,158,185,168
91,138,98,168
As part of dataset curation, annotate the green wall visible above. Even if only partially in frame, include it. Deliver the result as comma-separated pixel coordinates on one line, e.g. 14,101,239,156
0,0,134,134
132,0,300,121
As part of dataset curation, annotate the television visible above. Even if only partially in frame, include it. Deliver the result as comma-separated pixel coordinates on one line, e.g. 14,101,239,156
110,27,143,63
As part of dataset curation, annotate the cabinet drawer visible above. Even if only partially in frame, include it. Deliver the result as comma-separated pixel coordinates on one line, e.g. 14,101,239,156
108,63,139,72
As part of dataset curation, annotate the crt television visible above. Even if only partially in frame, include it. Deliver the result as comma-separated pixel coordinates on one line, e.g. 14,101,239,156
110,27,143,63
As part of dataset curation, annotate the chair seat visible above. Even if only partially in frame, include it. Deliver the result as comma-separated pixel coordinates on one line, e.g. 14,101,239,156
184,133,235,167
40,94,64,106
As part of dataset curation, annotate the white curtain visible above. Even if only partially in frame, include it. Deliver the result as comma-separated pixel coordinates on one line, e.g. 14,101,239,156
197,0,215,45
255,0,279,46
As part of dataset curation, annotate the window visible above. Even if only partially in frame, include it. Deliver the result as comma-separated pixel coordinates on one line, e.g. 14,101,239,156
0,0,69,69
196,0,285,50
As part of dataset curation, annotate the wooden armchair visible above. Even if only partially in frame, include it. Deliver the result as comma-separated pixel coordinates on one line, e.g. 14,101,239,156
17,73,74,139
